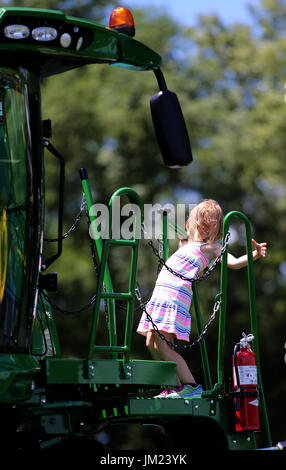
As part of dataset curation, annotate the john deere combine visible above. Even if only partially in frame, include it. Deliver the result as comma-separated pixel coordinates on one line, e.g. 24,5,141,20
0,6,272,452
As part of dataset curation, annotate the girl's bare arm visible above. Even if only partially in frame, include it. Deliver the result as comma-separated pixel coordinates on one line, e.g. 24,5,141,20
226,239,267,270
202,239,267,270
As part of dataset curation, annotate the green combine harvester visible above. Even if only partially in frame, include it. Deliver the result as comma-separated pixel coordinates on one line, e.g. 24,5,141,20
0,6,274,452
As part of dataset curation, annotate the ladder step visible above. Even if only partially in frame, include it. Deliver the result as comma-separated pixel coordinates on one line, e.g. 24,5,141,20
93,345,129,353
107,239,138,247
101,292,133,300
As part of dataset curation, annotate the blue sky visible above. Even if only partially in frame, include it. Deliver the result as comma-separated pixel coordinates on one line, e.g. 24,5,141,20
126,0,260,25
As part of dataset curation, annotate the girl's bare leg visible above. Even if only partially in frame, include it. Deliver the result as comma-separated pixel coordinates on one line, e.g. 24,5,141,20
146,330,196,385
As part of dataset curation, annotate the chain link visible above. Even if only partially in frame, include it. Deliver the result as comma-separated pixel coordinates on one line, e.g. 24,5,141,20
44,195,87,242
41,289,97,315
136,230,230,350
147,230,230,283
41,195,99,315
135,285,222,350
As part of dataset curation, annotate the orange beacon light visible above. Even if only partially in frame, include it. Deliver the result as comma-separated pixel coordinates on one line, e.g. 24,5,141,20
109,6,135,37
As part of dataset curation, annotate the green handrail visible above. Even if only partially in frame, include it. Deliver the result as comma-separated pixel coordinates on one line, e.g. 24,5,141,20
161,211,170,260
192,284,213,390
217,210,271,446
80,169,118,352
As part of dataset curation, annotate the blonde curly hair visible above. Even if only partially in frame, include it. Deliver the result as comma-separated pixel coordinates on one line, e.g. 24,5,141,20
186,199,223,242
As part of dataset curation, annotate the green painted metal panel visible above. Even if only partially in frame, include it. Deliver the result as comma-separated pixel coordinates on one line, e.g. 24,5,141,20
0,8,161,76
128,396,257,450
129,396,203,416
0,354,40,402
130,359,177,385
45,358,177,385
128,395,223,419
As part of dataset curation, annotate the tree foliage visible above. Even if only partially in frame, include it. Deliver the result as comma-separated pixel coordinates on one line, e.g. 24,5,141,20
2,0,109,18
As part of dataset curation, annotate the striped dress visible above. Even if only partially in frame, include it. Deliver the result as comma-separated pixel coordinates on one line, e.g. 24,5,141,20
137,242,210,341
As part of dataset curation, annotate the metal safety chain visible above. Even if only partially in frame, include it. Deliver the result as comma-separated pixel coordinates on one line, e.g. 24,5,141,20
44,195,87,242
40,194,100,315
40,289,97,315
136,226,231,350
147,230,230,283
135,286,222,350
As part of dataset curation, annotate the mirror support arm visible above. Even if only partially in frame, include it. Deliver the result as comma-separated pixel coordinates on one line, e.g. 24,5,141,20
154,68,167,92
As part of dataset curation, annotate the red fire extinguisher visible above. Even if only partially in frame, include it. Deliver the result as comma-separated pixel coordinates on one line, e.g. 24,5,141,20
232,332,260,431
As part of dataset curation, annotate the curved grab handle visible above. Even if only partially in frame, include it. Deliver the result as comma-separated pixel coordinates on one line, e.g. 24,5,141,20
108,187,143,213
108,187,143,240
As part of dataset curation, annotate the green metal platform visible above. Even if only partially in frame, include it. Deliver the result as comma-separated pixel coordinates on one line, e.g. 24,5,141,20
44,356,258,450
127,396,257,450
45,358,177,385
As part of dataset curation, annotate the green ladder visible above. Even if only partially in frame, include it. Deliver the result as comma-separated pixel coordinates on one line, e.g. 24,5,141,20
80,169,142,378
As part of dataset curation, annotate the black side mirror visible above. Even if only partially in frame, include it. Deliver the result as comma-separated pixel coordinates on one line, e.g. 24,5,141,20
150,69,193,168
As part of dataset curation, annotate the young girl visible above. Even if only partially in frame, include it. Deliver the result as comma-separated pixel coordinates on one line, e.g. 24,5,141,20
137,199,267,399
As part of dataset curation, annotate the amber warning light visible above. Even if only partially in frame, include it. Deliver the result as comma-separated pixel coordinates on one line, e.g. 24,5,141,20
109,7,135,37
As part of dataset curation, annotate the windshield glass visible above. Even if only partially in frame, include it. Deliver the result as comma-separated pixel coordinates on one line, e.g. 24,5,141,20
0,68,33,351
